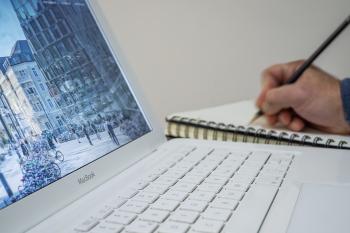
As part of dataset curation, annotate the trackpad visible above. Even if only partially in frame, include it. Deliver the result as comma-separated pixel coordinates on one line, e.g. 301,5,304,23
287,183,350,233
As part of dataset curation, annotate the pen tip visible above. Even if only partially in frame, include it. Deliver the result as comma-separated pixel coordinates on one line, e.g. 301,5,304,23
249,110,263,124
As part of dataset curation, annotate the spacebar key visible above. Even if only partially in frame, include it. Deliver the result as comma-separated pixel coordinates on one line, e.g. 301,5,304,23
222,184,279,233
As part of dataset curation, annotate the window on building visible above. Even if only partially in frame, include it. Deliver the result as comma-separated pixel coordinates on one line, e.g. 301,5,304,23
32,68,38,77
31,0,43,12
44,10,55,25
56,116,63,126
37,15,47,29
57,21,68,35
18,7,27,21
27,87,37,95
43,49,53,64
24,2,36,17
49,46,59,59
33,104,38,112
30,19,40,32
23,25,33,37
45,122,51,129
39,83,45,91
37,33,47,47
47,99,54,108
56,41,67,56
30,36,41,51
36,102,42,111
51,6,63,20
63,37,74,52
44,30,54,43
51,25,61,38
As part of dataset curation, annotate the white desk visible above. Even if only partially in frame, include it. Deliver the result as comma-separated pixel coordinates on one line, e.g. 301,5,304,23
98,0,350,126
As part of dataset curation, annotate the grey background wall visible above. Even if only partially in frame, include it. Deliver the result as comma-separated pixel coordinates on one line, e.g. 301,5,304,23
97,0,350,126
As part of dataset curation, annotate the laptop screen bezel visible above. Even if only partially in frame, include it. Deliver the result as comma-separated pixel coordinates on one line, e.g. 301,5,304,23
0,1,165,232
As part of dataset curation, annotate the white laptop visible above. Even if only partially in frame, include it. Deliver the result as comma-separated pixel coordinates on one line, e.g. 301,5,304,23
1,1,350,233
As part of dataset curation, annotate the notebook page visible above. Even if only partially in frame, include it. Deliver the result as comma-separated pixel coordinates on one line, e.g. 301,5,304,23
167,100,257,126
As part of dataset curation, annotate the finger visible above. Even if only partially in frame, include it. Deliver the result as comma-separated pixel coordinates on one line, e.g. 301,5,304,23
266,115,278,125
257,61,301,107
261,84,304,115
277,110,292,126
287,116,305,131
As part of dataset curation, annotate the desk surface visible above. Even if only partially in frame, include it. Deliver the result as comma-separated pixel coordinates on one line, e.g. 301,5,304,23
98,0,350,126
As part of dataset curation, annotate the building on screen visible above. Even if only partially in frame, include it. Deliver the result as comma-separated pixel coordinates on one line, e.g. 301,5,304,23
10,0,138,127
0,40,63,137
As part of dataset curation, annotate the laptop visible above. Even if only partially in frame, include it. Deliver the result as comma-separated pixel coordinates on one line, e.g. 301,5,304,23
0,1,349,233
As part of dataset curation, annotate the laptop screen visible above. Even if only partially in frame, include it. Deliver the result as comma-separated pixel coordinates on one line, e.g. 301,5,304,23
0,0,151,210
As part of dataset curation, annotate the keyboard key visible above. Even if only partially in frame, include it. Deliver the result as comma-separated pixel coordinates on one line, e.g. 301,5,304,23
269,153,293,163
119,200,148,214
217,189,244,201
119,189,138,199
249,151,270,163
188,190,215,202
93,206,114,220
223,184,278,233
124,219,158,233
133,192,159,204
179,199,207,212
196,182,222,193
164,170,187,179
105,211,136,225
157,220,189,233
204,176,228,185
152,198,179,211
180,175,204,185
171,182,197,193
209,149,230,158
131,180,150,190
210,197,238,210
255,175,283,186
143,183,169,195
151,167,168,175
201,207,231,222
225,181,250,192
144,173,160,182
175,145,196,154
140,209,169,223
89,221,123,233
259,167,286,177
74,218,99,232
106,198,127,209
169,210,199,224
210,169,234,179
161,190,188,202
188,169,211,177
154,176,178,186
191,218,224,233
195,163,218,172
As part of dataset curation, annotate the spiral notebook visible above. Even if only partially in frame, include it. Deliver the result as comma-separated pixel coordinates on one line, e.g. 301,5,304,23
165,100,350,149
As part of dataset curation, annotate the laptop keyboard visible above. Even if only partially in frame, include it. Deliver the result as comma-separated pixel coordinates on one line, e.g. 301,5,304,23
73,146,294,233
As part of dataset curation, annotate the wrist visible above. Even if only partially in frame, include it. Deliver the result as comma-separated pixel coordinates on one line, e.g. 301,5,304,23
340,78,350,122
340,78,350,132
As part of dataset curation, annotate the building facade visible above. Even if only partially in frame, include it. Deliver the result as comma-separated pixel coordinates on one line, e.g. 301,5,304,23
10,0,139,127
0,40,63,137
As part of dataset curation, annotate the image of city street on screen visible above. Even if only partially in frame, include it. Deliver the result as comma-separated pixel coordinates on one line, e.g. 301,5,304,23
0,0,151,209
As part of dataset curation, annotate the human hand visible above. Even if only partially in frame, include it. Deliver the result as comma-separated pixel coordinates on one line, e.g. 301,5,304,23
256,60,350,134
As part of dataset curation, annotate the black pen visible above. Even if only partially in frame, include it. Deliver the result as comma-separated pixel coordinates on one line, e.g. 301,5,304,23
250,14,350,124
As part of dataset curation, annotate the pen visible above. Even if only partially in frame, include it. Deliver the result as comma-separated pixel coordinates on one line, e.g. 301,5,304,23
250,14,350,124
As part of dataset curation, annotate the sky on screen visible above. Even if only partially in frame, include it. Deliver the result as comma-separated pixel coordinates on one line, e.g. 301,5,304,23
0,0,25,57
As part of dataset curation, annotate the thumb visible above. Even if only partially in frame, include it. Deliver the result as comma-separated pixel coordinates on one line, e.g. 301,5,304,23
262,84,304,115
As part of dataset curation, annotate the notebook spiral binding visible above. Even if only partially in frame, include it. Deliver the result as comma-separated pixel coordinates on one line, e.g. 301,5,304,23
167,116,348,149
